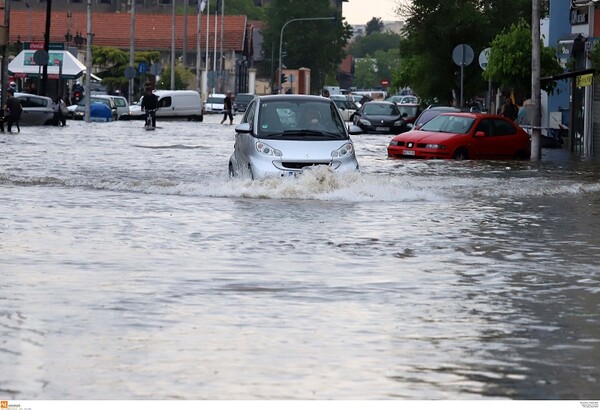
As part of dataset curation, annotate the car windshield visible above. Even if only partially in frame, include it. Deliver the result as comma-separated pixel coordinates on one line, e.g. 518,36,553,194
363,103,399,116
207,97,224,103
420,114,475,134
235,95,254,103
257,100,347,140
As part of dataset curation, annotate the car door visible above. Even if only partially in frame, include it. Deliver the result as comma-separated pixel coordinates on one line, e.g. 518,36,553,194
471,118,519,159
17,95,53,125
234,100,257,170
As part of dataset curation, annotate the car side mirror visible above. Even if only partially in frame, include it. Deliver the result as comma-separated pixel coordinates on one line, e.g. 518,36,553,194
474,131,486,138
235,123,252,134
348,124,362,135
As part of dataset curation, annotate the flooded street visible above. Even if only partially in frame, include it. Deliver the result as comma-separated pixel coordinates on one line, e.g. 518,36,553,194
1,115,599,399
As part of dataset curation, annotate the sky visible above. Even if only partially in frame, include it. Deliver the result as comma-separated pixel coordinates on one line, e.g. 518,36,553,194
342,0,400,25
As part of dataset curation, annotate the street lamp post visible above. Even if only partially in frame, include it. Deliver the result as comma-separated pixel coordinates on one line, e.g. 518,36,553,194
277,17,335,94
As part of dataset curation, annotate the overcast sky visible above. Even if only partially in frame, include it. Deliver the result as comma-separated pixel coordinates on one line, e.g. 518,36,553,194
342,0,400,25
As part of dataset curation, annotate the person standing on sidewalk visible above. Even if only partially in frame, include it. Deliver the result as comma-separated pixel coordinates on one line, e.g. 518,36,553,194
220,91,234,125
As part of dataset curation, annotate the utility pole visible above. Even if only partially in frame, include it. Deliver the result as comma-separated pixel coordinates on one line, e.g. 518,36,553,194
129,0,135,104
531,0,542,160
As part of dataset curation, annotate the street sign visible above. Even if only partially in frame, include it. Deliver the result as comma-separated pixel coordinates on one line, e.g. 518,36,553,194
479,47,491,70
452,43,474,108
139,62,147,74
150,63,162,76
33,49,49,65
124,66,136,80
576,73,593,88
452,44,474,66
381,78,389,87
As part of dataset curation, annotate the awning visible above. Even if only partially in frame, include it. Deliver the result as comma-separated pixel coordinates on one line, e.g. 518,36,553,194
8,50,86,80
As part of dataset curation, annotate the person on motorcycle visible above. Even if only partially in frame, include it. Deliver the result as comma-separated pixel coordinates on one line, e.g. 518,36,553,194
141,86,159,128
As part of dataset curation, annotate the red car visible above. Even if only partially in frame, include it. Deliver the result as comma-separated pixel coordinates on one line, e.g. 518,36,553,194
387,112,531,160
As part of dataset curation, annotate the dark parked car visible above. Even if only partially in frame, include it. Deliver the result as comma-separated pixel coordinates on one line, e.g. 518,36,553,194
352,100,410,134
413,106,461,129
233,93,256,113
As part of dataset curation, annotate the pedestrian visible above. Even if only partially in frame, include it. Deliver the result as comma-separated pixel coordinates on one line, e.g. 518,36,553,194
220,91,234,125
322,89,330,98
8,81,17,93
499,96,518,121
140,86,159,128
52,96,68,126
1,90,23,133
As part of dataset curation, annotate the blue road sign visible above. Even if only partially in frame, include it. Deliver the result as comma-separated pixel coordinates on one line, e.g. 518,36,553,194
139,62,147,74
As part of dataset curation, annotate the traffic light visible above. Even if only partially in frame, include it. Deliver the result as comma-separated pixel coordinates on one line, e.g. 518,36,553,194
280,73,288,84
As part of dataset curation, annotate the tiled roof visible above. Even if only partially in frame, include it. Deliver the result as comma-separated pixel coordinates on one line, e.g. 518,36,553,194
9,11,248,51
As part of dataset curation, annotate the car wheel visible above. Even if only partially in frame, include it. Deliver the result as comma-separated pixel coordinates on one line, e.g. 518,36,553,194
452,148,469,160
228,162,235,178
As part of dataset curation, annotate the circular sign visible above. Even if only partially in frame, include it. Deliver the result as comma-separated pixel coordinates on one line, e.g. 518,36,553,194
150,63,162,76
381,78,389,87
33,49,49,65
124,66,137,80
452,44,474,66
479,47,492,70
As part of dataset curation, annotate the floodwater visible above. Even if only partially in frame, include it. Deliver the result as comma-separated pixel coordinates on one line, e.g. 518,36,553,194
1,115,599,400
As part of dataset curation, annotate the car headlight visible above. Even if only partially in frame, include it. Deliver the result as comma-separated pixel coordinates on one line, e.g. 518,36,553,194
256,141,282,156
359,119,372,126
425,143,446,150
389,140,400,146
331,142,355,158
394,120,404,126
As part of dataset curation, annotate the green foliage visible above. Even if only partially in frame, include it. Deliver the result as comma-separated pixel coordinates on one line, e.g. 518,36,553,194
92,46,161,95
589,43,600,77
365,17,384,35
156,63,194,90
353,58,379,89
203,0,264,20
261,0,352,93
484,19,563,95
348,32,401,58
389,0,546,105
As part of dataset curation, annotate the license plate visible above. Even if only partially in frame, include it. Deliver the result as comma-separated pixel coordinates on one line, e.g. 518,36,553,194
376,127,390,132
403,150,415,156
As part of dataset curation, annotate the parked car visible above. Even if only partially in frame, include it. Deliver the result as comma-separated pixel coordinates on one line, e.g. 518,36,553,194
413,106,461,129
352,100,411,134
386,95,419,105
14,92,54,125
228,94,361,180
330,95,359,122
396,103,421,125
72,95,118,121
233,93,255,113
107,95,130,119
387,112,531,160
126,90,203,121
205,93,226,114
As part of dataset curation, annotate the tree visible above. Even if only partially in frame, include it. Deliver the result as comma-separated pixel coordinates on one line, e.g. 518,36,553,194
92,46,160,97
484,19,562,98
260,0,352,93
365,17,384,35
353,58,379,89
348,32,401,58
156,62,195,90
391,0,546,105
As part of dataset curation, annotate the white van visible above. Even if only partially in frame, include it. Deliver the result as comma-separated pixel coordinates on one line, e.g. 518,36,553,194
127,90,204,121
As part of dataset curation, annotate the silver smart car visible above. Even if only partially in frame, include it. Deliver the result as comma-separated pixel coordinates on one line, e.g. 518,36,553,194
229,95,361,179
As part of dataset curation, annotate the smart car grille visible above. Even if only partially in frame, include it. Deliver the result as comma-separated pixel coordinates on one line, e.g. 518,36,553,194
282,161,331,169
